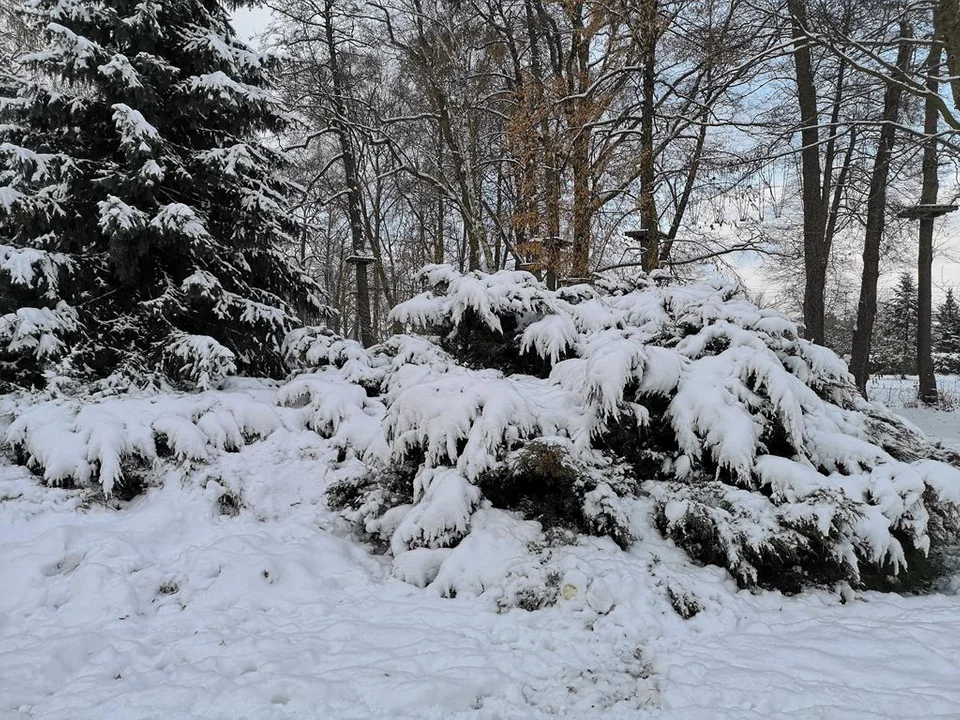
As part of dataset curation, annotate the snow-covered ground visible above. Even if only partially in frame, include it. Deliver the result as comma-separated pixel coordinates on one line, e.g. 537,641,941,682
868,375,960,447
867,375,960,411
1,380,959,719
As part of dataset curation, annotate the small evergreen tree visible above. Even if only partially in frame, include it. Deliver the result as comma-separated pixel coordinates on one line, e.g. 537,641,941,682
934,287,960,374
873,273,918,376
0,0,327,390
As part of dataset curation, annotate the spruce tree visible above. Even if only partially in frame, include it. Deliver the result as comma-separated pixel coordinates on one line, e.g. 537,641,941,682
873,273,918,376
0,0,327,391
934,287,960,374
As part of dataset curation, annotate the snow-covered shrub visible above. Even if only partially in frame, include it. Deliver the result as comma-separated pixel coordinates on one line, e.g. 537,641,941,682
276,371,389,463
281,326,381,387
372,265,960,592
5,387,283,497
6,262,960,595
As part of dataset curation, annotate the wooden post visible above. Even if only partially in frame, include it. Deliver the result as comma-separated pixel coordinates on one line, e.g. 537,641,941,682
345,255,377,345
542,236,570,290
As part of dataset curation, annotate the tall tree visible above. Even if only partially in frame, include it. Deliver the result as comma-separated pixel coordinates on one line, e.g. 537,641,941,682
936,0,960,108
317,0,374,346
849,22,913,396
786,0,863,345
915,40,943,404
875,273,918,377
788,0,829,345
0,0,325,389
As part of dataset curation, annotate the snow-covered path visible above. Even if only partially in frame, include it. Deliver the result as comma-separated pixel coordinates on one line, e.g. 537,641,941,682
654,592,960,718
3,413,960,719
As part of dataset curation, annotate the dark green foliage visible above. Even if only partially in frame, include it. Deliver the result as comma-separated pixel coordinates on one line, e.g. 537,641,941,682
478,442,584,531
666,585,702,619
0,0,327,388
216,490,242,517
934,288,960,374
872,273,918,376
823,309,855,358
478,442,634,549
439,307,559,377
652,483,856,594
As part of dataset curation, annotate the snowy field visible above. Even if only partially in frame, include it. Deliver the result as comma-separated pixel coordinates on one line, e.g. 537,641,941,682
1,378,959,720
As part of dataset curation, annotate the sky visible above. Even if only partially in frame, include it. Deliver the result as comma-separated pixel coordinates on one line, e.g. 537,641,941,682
231,6,271,44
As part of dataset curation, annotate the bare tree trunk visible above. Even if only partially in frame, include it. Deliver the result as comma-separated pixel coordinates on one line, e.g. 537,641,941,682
322,0,373,347
570,127,592,276
850,24,913,396
435,138,445,264
937,0,960,108
639,0,660,272
918,42,943,405
789,0,828,344
568,1,592,277
545,137,561,241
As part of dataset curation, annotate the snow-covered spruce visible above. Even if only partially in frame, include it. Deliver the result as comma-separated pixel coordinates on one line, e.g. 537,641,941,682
0,0,329,390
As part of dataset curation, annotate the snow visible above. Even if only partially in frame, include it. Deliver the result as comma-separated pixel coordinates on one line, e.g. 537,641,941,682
866,374,960,448
186,71,272,105
3,274,960,717
99,55,143,89
151,203,209,241
2,436,960,719
0,303,79,359
111,104,158,158
98,195,148,234
162,333,237,390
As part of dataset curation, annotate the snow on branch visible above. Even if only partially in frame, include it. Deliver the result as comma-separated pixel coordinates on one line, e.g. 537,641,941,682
0,244,73,296
161,333,237,390
111,103,159,157
5,386,284,496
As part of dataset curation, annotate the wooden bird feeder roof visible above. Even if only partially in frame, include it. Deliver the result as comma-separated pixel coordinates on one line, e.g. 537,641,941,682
896,204,959,220
345,254,377,265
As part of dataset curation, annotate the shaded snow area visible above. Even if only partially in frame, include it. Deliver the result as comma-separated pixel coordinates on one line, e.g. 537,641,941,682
3,386,960,718
897,408,960,447
867,374,960,447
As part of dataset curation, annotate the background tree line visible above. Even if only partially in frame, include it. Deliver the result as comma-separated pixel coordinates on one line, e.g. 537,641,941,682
251,0,960,402
5,0,959,398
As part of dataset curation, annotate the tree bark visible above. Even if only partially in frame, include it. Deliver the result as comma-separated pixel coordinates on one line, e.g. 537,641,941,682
639,0,660,272
789,0,828,344
936,0,960,109
322,0,373,347
918,42,943,405
568,1,592,277
850,24,912,396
